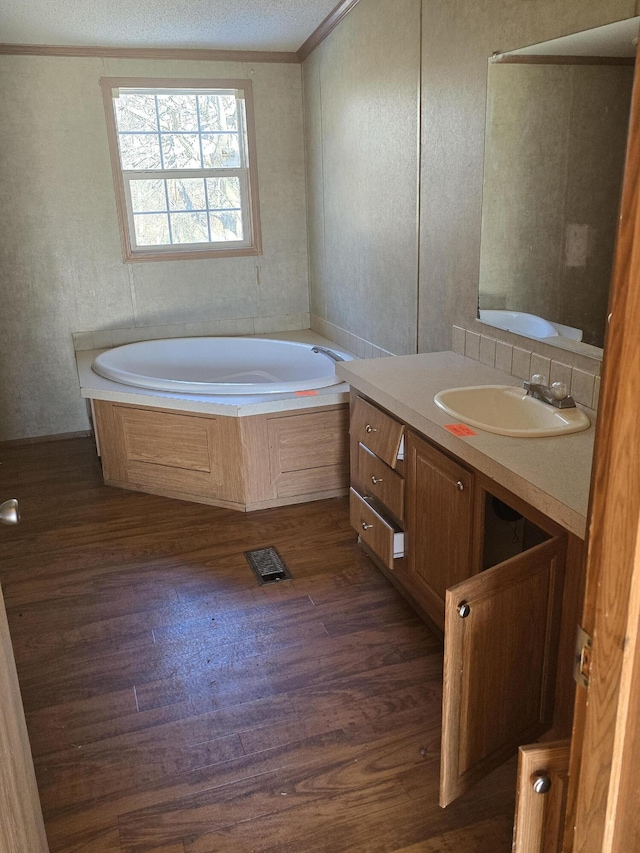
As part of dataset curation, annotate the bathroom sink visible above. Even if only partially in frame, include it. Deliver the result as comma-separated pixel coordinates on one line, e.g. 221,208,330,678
433,385,591,437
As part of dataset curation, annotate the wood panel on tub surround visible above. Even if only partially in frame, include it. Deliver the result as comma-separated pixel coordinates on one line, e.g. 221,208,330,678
303,0,634,364
0,55,308,442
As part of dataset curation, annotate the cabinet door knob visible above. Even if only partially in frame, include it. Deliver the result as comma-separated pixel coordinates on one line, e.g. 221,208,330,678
456,480,464,491
532,773,552,794
361,522,373,531
0,499,19,525
371,476,383,485
458,602,471,618
365,424,377,434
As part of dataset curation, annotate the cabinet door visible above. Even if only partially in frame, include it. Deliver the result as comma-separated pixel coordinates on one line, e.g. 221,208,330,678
513,740,570,853
440,536,565,806
405,431,474,631
0,587,49,852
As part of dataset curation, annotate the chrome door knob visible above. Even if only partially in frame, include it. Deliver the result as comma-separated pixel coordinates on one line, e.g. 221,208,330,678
0,499,19,525
371,476,383,484
532,773,552,794
361,522,373,531
458,602,471,618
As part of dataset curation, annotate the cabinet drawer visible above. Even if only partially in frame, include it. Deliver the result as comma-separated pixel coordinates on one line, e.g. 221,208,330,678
356,443,404,521
350,397,404,469
350,488,404,570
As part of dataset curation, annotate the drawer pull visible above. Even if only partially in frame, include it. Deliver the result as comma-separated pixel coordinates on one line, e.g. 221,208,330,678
532,773,552,795
361,522,373,531
458,602,471,619
371,475,383,485
365,424,378,434
456,480,465,491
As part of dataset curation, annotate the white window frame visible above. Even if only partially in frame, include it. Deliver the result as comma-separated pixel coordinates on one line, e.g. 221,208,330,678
101,77,262,262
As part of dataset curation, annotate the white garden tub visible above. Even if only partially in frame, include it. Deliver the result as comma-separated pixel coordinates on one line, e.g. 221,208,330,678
91,337,353,395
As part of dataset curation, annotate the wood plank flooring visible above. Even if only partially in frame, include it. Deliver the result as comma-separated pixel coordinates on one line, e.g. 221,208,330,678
0,437,517,852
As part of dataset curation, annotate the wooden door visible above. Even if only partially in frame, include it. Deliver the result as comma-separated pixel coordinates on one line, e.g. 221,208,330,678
405,431,474,631
0,586,49,852
513,740,570,853
440,536,565,807
566,35,640,853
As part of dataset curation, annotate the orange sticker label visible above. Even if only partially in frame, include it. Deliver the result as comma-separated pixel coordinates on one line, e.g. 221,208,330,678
295,390,319,397
444,423,477,437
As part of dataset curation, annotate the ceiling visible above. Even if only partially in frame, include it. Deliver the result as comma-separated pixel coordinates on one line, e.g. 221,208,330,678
0,0,341,52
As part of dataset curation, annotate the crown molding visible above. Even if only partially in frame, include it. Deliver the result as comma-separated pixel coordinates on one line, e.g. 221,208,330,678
297,0,361,62
0,43,299,63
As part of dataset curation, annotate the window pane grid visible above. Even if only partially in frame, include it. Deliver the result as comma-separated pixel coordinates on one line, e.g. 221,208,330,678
112,84,256,254
126,174,244,247
116,92,240,172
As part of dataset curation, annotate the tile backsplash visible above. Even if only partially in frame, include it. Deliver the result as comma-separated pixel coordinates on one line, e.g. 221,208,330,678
453,325,600,410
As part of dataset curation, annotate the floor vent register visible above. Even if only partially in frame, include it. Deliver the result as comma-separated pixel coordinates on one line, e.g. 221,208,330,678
245,546,292,585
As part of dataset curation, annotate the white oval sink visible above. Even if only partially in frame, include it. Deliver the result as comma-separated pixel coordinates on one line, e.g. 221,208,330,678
434,385,591,437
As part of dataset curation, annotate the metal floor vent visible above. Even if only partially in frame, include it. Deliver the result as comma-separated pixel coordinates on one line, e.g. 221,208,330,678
245,546,292,585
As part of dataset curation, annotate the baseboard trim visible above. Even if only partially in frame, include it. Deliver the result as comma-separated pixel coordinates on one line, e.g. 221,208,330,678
0,431,93,447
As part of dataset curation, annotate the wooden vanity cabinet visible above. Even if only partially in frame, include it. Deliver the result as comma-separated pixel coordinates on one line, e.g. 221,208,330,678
348,395,572,813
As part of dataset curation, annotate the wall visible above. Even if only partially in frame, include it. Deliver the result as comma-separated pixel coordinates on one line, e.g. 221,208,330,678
304,0,422,357
0,56,308,441
305,0,635,369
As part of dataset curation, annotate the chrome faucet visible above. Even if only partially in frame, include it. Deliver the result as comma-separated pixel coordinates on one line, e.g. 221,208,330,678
311,346,344,363
523,374,576,409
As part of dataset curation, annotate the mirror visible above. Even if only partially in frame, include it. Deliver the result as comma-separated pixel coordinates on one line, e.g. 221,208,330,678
478,17,639,356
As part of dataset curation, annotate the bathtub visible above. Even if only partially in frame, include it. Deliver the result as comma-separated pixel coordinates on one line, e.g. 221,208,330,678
83,334,353,511
92,337,353,395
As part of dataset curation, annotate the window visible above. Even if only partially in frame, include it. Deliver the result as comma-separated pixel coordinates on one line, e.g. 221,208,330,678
101,78,261,262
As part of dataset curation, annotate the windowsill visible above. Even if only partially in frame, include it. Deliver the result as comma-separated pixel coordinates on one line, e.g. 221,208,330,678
123,244,261,262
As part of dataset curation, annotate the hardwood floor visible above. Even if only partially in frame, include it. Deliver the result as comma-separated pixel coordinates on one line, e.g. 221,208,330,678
0,437,517,852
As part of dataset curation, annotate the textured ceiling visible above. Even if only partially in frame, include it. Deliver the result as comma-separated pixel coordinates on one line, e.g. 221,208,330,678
0,0,341,51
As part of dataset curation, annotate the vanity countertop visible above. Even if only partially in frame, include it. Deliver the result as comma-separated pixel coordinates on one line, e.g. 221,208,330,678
337,351,595,539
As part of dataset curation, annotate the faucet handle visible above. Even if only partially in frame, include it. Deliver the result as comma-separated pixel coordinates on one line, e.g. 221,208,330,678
531,373,547,385
550,381,569,400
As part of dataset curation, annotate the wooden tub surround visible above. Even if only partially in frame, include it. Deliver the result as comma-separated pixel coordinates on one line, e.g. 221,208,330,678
93,399,349,512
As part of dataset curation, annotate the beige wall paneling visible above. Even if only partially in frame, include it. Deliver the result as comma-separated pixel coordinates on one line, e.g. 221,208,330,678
304,0,422,357
0,56,134,442
418,0,635,355
303,49,328,321
0,587,49,852
0,54,309,441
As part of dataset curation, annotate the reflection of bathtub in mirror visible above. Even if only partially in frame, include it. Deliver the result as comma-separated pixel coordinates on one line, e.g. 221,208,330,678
479,310,583,342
